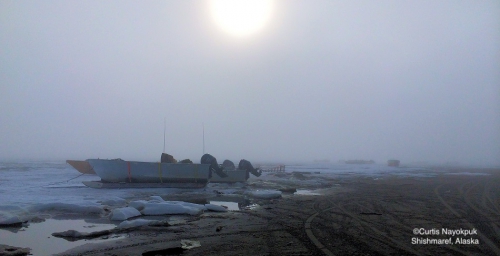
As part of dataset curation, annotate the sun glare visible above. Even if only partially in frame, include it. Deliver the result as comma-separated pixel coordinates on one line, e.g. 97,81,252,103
210,0,273,37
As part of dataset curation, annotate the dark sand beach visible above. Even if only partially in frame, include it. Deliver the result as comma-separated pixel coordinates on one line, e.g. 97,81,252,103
38,167,499,256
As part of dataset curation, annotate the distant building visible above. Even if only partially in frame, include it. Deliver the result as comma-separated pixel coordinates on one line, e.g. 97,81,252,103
344,160,375,164
388,160,400,167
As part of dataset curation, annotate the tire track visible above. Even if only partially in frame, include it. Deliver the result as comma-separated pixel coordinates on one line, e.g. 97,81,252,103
484,182,500,213
463,183,500,237
304,199,335,256
435,184,500,255
330,200,422,255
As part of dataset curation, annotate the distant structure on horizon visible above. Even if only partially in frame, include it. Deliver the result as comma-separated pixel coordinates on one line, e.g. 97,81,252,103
342,160,375,164
387,160,400,167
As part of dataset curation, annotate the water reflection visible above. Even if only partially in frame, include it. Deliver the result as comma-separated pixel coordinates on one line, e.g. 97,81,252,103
0,218,119,255
208,196,251,211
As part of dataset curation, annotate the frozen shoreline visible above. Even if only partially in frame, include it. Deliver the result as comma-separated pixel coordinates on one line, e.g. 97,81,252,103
0,161,496,255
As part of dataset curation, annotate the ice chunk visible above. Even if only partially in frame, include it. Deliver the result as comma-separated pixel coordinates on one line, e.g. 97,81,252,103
141,202,204,216
110,207,142,221
204,204,228,212
0,211,23,225
99,197,127,206
128,200,149,211
165,201,207,211
149,196,164,202
52,229,86,238
52,229,112,239
117,219,156,229
181,239,201,249
0,205,26,212
245,190,282,199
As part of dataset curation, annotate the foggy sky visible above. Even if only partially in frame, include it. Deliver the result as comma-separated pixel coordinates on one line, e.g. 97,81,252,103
1,0,499,165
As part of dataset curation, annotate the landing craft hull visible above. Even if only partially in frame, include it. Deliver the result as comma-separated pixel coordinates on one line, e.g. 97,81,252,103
210,169,248,183
86,159,210,187
82,181,207,189
66,160,96,174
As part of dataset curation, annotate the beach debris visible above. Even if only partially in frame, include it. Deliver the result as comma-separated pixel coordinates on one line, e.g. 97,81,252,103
0,244,31,256
216,225,223,232
181,239,201,250
52,229,112,241
110,207,142,221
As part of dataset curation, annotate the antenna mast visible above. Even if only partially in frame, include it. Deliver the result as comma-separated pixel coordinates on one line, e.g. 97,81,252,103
163,117,166,153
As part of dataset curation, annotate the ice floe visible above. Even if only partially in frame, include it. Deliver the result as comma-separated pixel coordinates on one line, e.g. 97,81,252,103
140,202,204,216
125,199,229,216
117,219,159,229
0,211,23,226
99,197,127,206
204,204,228,212
110,207,141,221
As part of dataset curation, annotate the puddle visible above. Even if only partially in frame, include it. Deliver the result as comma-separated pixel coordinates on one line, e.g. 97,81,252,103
294,189,321,196
209,201,240,211
0,219,120,255
208,195,252,211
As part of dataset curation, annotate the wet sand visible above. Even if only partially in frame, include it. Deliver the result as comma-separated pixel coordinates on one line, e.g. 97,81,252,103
48,168,500,255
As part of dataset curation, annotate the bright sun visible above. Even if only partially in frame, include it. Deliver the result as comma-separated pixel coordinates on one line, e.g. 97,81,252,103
210,0,273,37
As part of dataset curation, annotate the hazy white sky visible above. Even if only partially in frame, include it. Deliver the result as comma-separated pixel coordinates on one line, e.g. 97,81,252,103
1,0,499,165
